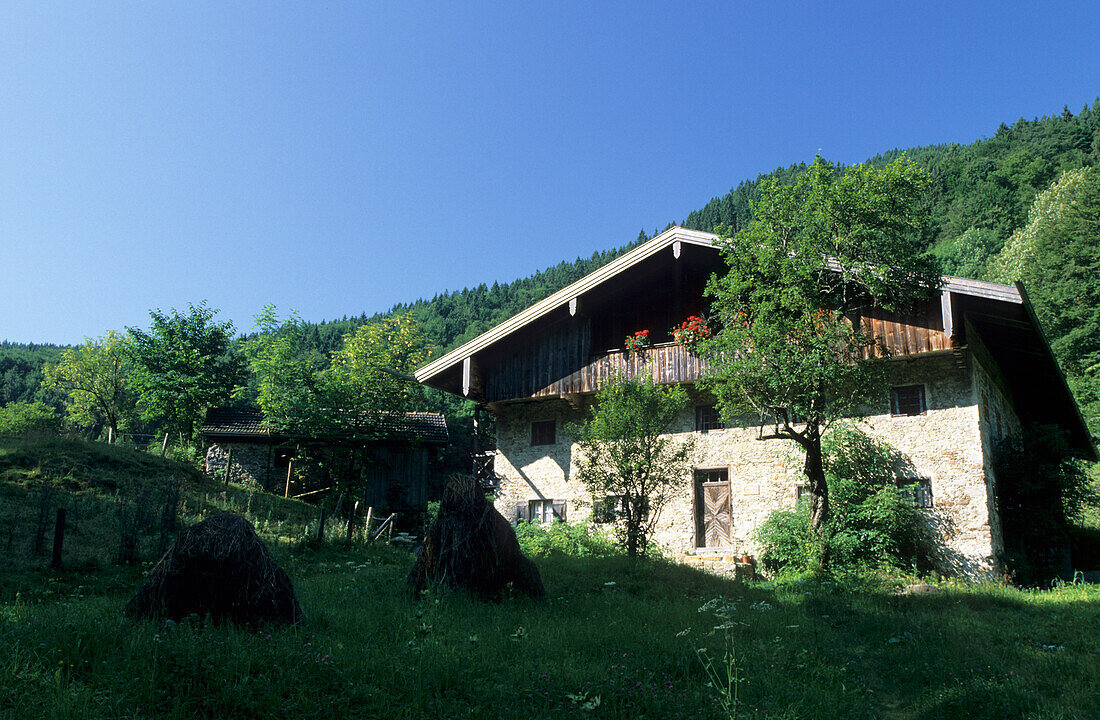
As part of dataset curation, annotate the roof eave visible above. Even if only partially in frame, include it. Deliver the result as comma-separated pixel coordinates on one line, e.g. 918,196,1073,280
414,226,720,384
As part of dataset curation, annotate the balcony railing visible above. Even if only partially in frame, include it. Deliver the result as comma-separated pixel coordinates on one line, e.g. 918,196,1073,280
485,342,708,402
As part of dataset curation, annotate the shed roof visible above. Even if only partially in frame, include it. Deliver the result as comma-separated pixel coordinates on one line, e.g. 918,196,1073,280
199,407,449,445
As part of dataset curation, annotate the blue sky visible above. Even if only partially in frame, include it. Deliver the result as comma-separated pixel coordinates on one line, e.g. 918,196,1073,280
1,2,1098,344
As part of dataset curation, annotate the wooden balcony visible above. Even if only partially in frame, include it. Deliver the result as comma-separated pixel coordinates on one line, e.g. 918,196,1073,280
485,342,707,403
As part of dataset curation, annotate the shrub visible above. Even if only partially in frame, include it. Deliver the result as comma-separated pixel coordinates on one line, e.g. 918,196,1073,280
0,401,60,437
755,425,934,574
994,424,1097,584
754,504,819,573
515,520,619,558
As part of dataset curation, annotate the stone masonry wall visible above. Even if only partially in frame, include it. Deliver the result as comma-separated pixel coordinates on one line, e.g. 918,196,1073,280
972,351,1022,565
492,352,1003,578
204,442,277,491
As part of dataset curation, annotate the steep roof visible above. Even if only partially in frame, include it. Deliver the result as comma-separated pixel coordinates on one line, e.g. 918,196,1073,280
415,226,718,384
199,407,449,445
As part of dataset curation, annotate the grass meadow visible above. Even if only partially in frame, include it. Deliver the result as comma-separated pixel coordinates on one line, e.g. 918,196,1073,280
1,436,1098,719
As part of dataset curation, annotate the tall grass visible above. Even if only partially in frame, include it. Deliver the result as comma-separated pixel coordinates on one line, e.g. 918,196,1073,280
2,436,1098,719
2,547,1098,719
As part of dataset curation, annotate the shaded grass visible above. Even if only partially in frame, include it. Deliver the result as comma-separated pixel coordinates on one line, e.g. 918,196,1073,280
0,435,320,581
2,436,1097,718
1,546,1098,719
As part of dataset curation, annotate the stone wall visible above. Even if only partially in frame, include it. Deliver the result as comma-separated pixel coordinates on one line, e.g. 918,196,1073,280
204,442,279,491
971,348,1023,566
492,351,1005,577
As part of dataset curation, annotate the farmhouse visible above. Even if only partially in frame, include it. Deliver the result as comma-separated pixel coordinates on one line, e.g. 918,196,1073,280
200,407,449,510
415,227,1094,576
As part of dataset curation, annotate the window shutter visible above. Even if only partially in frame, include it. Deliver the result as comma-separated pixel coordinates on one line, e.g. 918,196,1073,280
551,500,566,522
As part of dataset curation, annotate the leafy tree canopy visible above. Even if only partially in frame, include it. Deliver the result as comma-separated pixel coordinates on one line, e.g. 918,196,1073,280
127,302,246,443
568,373,695,557
701,157,942,532
245,308,433,440
987,166,1100,439
42,330,136,438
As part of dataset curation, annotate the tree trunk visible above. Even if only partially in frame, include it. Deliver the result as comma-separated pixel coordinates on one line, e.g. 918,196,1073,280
804,438,829,532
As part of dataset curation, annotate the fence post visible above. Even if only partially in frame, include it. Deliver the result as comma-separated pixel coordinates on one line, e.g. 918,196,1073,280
224,448,234,488
316,508,327,544
160,433,169,457
347,501,358,541
50,509,66,570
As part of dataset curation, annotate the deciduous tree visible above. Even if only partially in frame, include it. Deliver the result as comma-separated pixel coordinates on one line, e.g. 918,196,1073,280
244,308,433,492
42,331,135,439
701,157,941,534
128,303,246,444
568,373,695,557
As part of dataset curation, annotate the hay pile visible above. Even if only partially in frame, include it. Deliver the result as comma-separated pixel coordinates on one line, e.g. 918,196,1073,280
125,512,302,626
408,474,545,600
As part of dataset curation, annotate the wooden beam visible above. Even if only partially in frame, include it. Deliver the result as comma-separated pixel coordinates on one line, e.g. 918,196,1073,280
940,291,953,340
672,240,682,259
568,297,578,316
462,356,472,397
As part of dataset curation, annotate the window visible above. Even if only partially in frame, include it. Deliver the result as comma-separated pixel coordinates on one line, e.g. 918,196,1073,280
695,405,726,432
593,495,624,523
527,499,565,524
795,484,812,505
695,468,728,485
896,478,933,508
531,420,556,446
891,385,926,416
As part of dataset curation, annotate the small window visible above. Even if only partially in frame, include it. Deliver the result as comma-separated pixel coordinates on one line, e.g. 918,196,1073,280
528,499,565,524
897,478,933,508
891,385,926,416
695,468,729,485
695,405,726,432
795,484,812,505
593,495,623,523
531,420,556,446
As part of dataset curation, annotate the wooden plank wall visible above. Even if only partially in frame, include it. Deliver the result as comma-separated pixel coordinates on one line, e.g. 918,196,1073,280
860,298,949,358
484,298,948,402
486,342,706,402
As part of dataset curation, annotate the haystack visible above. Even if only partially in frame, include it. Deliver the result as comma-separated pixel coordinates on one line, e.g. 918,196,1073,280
408,474,545,600
125,512,302,626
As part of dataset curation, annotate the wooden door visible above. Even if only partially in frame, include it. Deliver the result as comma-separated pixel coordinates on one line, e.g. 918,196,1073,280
695,469,731,548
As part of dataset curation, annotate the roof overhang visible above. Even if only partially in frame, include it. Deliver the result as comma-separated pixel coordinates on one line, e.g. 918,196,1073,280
415,226,719,384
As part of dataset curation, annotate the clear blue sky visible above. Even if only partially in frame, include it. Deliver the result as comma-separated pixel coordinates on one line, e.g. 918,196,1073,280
2,2,1098,345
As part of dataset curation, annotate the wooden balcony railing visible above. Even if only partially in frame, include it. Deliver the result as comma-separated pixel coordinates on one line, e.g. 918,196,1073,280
485,342,708,402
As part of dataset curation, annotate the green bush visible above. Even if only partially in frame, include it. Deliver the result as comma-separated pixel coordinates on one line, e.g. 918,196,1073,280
0,401,61,437
754,504,820,572
515,520,619,558
994,424,1097,584
755,425,934,575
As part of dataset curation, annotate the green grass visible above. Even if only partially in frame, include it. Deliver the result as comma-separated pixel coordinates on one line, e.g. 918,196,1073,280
1,436,1098,719
0,435,320,578
1,549,1098,719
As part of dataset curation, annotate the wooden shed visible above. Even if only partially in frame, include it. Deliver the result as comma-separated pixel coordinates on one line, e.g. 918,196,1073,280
200,407,449,511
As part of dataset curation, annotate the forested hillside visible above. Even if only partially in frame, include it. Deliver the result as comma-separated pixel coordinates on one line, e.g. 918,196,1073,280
0,342,64,407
